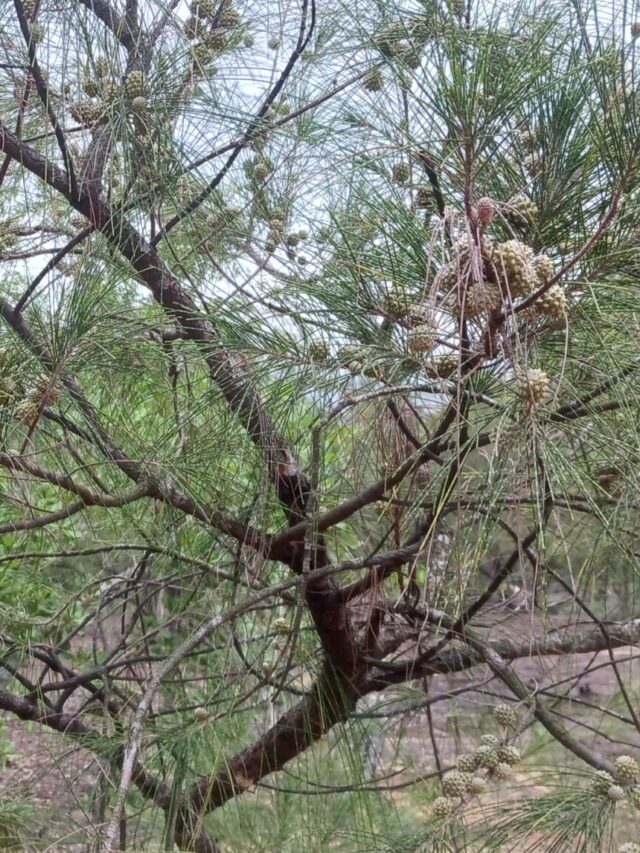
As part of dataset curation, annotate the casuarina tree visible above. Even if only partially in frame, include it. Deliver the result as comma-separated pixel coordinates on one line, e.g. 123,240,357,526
1,0,640,850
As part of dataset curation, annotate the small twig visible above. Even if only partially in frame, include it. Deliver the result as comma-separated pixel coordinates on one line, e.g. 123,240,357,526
13,0,78,199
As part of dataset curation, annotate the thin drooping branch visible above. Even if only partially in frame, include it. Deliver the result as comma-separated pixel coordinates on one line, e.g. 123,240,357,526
331,418,472,605
545,565,640,733
97,544,374,851
14,225,94,313
511,183,626,317
0,687,220,853
0,449,150,507
100,609,230,851
0,118,360,684
0,53,32,190
13,0,78,199
189,66,370,170
422,610,621,777
272,402,460,552
3,594,638,852
371,463,551,677
183,661,358,817
0,498,87,535
0,125,300,495
153,0,317,244
550,358,639,421
0,297,276,557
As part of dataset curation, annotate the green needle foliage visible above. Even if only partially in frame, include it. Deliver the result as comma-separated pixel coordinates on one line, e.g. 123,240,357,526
0,0,640,850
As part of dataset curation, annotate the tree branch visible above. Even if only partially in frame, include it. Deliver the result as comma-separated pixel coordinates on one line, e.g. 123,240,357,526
75,0,140,52
0,116,361,701
0,687,219,853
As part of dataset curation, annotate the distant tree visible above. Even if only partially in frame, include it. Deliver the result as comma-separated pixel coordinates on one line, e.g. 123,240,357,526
1,0,640,850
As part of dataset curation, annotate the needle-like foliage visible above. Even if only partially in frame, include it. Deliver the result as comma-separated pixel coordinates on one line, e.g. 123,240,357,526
0,0,640,851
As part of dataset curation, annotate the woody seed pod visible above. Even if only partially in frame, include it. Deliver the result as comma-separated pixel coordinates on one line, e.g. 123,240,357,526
363,68,384,92
590,770,616,794
442,771,471,798
191,0,213,15
516,368,549,407
308,340,329,362
492,239,537,296
497,745,521,766
431,796,455,818
476,197,497,225
533,254,554,282
493,704,518,729
83,77,100,96
467,775,487,795
424,355,459,380
493,762,511,780
406,303,432,328
614,755,639,782
456,753,479,773
508,193,538,224
461,282,501,320
408,325,436,354
30,22,44,44
475,745,500,769
125,70,146,99
94,57,110,78
392,162,410,185
533,284,566,318
272,617,290,636
69,99,105,127
130,96,147,114
23,0,37,20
